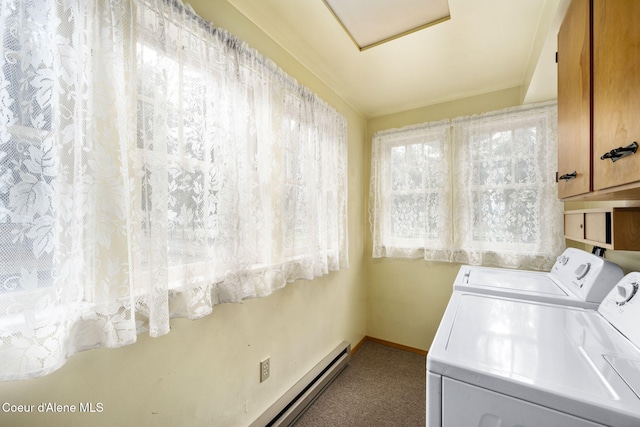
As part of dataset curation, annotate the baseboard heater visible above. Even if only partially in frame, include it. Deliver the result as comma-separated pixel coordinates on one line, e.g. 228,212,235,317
250,341,351,427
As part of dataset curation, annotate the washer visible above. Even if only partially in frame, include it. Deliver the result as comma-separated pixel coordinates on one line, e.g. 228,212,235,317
453,247,624,308
427,272,640,427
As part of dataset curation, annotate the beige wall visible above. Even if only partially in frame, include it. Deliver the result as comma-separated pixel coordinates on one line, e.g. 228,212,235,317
0,1,368,426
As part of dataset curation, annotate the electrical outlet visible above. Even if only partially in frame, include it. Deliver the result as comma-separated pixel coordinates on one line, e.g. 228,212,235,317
260,357,270,382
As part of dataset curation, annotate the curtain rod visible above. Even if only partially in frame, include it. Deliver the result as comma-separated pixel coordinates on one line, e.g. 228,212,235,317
155,0,332,110
166,0,215,35
374,100,557,138
451,100,557,124
373,119,450,138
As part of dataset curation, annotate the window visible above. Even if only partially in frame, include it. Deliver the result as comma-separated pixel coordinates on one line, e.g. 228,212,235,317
370,103,564,269
370,121,451,258
0,0,348,380
452,106,564,268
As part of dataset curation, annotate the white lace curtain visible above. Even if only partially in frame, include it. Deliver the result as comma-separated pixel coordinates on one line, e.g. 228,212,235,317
370,102,564,269
0,0,348,380
369,119,452,259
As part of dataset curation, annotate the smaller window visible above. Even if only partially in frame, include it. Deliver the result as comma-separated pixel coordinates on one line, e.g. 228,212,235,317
370,121,451,258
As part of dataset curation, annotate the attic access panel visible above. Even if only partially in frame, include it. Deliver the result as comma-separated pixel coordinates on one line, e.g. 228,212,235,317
323,0,450,51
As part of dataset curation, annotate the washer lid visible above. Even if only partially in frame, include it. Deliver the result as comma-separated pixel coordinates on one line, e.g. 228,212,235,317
429,293,640,425
445,295,615,399
466,268,566,296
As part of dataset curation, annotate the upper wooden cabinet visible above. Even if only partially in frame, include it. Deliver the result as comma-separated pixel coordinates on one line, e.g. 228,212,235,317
592,0,640,191
557,0,591,199
557,0,640,200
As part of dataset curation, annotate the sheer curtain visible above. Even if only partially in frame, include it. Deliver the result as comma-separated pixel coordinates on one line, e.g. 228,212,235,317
370,102,563,269
369,120,452,258
451,103,564,269
0,0,348,380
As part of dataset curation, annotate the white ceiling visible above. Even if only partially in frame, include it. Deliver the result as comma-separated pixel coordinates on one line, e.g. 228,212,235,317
221,0,570,118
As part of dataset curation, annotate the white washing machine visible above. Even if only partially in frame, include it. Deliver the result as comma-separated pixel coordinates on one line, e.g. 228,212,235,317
453,247,624,308
427,272,640,427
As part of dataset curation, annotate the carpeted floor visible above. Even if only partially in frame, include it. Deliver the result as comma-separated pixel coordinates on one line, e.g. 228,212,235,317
292,340,426,427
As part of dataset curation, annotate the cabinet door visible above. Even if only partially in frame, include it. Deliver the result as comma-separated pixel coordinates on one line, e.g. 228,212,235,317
565,212,585,241
557,0,591,199
584,212,609,244
593,0,640,190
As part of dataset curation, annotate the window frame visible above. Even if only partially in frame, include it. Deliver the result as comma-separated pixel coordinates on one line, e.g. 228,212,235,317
370,103,562,268
131,29,343,291
370,120,451,257
453,111,558,259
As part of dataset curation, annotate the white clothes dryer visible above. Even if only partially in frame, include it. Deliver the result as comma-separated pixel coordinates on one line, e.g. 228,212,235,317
427,272,640,427
453,247,624,308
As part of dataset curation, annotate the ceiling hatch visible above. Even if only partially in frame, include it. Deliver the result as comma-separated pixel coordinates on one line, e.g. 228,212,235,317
323,0,451,51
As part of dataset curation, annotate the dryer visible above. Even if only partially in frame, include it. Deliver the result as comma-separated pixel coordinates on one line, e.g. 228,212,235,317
453,247,624,308
427,272,640,427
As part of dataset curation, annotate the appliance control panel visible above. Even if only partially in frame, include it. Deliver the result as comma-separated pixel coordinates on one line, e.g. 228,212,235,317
599,272,640,349
551,248,624,302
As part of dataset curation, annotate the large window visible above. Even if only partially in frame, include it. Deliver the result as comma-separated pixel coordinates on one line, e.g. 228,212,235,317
0,0,348,380
370,103,564,269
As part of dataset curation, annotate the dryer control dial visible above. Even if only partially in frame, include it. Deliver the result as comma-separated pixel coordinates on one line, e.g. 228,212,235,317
575,262,591,281
615,282,639,306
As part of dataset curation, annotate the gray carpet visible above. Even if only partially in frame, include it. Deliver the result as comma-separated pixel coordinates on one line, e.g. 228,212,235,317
292,340,426,427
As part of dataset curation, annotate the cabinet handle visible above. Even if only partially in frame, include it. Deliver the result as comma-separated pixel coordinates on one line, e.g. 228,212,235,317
600,141,638,163
558,171,577,181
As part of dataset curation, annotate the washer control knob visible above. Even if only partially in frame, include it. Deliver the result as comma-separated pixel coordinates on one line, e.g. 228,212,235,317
616,282,639,306
575,262,591,280
556,255,569,267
